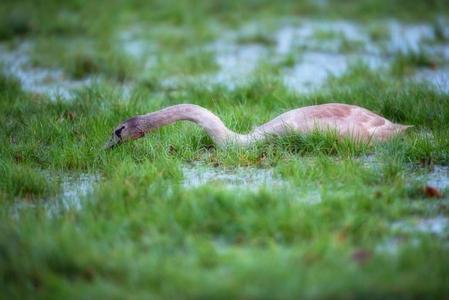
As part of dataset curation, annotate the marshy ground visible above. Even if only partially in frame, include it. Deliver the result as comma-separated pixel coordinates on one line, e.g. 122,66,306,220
1,0,449,298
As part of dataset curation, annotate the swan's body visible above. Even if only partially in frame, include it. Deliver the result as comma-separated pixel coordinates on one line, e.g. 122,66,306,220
105,103,411,149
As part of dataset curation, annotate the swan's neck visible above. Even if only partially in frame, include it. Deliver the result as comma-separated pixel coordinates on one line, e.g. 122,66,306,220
139,104,266,147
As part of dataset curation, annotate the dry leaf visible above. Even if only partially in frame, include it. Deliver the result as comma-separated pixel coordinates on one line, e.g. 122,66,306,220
423,185,443,198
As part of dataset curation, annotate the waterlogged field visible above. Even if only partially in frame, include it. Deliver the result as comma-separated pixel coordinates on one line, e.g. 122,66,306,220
1,0,449,298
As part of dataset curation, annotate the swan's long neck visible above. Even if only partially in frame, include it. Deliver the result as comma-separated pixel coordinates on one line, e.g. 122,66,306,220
138,104,267,147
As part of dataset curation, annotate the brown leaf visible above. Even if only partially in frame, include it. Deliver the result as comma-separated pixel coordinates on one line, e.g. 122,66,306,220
14,153,23,162
423,185,443,198
66,111,77,120
168,144,177,155
374,190,383,198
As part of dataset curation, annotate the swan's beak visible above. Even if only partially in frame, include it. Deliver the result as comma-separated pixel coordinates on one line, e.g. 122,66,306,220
103,135,121,150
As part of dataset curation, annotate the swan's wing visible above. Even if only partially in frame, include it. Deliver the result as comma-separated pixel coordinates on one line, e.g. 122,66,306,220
250,103,411,142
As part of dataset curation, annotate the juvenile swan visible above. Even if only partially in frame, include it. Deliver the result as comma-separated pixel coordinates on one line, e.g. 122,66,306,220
104,103,411,149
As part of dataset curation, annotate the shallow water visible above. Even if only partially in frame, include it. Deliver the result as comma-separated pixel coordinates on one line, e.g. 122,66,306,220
274,20,449,93
119,29,158,72
10,173,99,217
181,164,322,204
275,20,372,54
207,19,447,93
3,19,447,98
283,52,349,93
413,68,449,94
160,42,268,90
58,173,99,211
387,21,434,53
391,216,449,237
182,164,281,189
417,165,449,190
375,237,419,255
0,42,93,100
377,211,449,254
360,155,449,191
214,42,267,86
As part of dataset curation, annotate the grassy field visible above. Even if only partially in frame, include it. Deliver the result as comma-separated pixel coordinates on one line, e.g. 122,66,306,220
1,0,449,299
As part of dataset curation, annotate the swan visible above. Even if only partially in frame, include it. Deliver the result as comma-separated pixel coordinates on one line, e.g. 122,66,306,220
104,103,411,149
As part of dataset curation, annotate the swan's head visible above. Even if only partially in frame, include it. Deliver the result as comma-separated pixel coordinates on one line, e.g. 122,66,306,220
104,117,145,149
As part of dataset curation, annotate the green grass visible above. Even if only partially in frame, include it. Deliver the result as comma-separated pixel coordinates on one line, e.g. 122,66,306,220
1,0,449,299
1,62,449,298
235,28,277,46
431,20,449,43
367,24,391,42
390,50,439,76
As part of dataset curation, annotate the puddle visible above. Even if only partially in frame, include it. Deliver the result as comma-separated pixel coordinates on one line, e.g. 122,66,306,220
281,52,386,93
209,20,378,91
413,68,449,94
274,20,448,93
119,30,150,58
167,19,447,93
359,155,449,191
280,51,387,93
417,165,449,191
213,42,267,87
283,52,348,93
387,21,434,53
3,19,448,98
10,173,99,217
391,216,449,238
118,29,158,71
58,173,99,211
361,161,449,253
375,236,421,255
158,43,267,90
275,20,372,54
181,164,321,204
0,42,93,100
182,164,282,189
377,215,449,254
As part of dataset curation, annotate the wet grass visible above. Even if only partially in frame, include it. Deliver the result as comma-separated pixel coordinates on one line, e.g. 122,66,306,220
235,29,277,46
367,24,391,42
431,19,449,43
0,163,61,199
1,0,449,299
390,50,439,76
2,58,449,300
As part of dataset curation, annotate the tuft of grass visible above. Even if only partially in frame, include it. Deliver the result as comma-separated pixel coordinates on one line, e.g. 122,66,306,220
236,31,276,46
31,41,138,82
339,36,365,53
313,29,344,41
0,161,61,200
367,24,390,42
69,51,136,82
431,19,449,42
0,8,34,40
390,50,438,76
155,49,219,76
258,52,300,74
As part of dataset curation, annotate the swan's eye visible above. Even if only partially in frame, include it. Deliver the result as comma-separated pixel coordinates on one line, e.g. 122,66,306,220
115,126,125,138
